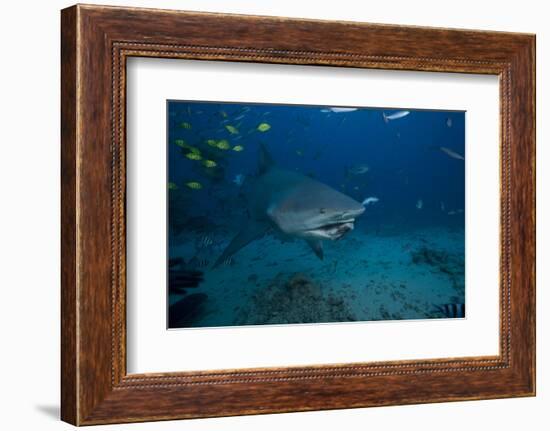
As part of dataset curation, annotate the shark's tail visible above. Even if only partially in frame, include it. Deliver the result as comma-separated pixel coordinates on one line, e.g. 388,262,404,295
382,112,389,123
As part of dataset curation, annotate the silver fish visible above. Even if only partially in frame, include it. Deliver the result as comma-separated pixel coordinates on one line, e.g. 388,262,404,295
439,146,464,161
383,110,410,123
362,197,379,206
321,107,358,113
347,164,370,175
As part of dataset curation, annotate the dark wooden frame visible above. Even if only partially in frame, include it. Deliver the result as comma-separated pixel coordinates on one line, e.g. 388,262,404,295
61,4,536,426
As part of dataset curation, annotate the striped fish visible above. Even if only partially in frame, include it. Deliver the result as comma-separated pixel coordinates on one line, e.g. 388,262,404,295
188,256,210,269
434,303,465,318
222,256,235,267
197,235,213,248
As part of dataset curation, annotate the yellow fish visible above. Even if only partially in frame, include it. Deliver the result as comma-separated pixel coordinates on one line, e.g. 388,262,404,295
220,111,228,118
203,160,217,168
216,139,231,150
187,146,201,155
185,153,202,161
225,125,239,134
168,182,178,190
185,181,202,190
180,122,192,130
206,139,218,147
257,122,271,132
232,145,244,152
174,139,186,147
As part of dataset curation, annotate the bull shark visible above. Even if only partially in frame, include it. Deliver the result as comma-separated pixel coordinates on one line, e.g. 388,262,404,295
214,144,365,267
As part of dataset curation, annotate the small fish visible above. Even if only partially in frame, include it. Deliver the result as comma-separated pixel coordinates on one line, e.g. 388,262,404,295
175,141,200,154
220,111,228,118
185,153,202,161
416,199,423,210
202,160,217,168
347,164,370,175
206,139,218,147
189,256,210,268
221,256,234,267
439,146,465,161
168,182,178,190
321,107,358,113
232,145,244,152
225,125,239,134
295,149,303,156
434,303,465,318
257,122,271,132
216,139,231,150
447,211,456,215
383,110,410,123
180,122,192,129
440,201,446,211
362,196,379,206
233,174,245,186
185,181,202,190
446,117,453,128
198,235,214,248
234,114,246,121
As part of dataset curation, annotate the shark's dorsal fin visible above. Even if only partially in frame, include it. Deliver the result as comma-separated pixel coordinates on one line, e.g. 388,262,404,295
258,143,274,175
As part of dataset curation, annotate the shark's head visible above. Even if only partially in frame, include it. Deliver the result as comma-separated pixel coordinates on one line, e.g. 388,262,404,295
267,178,365,241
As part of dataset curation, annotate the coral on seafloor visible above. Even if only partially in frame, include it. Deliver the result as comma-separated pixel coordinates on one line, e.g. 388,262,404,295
234,272,356,325
410,245,465,295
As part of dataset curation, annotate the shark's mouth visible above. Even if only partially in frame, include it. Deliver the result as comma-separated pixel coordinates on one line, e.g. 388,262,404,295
306,220,355,240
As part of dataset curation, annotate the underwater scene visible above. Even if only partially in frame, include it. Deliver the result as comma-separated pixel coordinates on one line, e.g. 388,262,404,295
167,101,465,329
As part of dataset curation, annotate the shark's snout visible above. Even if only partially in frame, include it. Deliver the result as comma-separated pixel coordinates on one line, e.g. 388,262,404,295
342,207,365,219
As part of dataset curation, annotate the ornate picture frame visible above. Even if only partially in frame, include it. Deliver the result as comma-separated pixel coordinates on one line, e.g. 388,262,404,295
61,4,535,425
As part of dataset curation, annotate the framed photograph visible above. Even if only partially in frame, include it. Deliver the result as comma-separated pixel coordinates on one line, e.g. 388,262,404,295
61,4,535,425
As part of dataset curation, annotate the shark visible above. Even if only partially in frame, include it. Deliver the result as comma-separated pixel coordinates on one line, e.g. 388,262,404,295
214,144,365,267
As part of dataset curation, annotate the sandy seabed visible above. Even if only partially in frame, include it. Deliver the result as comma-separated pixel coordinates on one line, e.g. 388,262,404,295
168,222,465,329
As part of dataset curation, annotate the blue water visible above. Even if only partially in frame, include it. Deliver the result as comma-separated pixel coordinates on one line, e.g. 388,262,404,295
167,101,465,329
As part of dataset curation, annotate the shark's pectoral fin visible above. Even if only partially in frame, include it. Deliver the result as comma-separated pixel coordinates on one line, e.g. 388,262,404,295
214,221,270,267
306,239,324,260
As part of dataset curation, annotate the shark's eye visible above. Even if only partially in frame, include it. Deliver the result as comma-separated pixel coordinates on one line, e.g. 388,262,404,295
319,208,326,214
